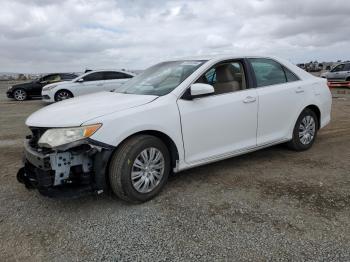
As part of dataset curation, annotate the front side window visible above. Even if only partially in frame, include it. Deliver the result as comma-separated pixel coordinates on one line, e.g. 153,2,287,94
117,60,205,96
82,72,104,82
332,64,345,72
196,61,247,95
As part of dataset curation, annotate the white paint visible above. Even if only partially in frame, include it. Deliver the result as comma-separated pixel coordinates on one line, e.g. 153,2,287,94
26,55,332,172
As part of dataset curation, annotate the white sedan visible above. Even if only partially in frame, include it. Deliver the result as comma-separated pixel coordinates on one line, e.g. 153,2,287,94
41,70,135,102
19,55,332,203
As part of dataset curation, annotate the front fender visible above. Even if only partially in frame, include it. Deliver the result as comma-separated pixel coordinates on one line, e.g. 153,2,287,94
85,96,185,163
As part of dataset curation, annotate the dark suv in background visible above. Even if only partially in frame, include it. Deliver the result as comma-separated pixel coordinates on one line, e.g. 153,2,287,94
6,73,78,101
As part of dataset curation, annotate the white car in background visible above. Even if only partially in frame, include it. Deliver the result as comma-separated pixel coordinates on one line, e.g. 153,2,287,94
18,55,332,203
42,70,135,102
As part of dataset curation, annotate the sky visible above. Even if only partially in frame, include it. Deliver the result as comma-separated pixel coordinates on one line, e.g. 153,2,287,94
0,0,349,73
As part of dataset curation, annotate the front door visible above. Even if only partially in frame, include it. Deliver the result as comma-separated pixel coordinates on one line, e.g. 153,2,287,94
77,72,105,96
177,60,258,164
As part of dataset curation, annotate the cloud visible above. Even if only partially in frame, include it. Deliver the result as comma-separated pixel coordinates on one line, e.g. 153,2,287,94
205,34,231,48
0,0,349,73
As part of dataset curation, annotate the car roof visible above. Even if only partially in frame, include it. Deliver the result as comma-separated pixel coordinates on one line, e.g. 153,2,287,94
78,69,136,79
43,73,78,76
169,54,315,81
172,54,275,61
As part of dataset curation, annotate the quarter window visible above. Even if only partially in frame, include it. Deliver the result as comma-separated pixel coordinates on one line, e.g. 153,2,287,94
104,71,133,80
284,67,299,82
249,58,287,87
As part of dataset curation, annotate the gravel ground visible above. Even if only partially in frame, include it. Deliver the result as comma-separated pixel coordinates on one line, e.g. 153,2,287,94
0,81,350,261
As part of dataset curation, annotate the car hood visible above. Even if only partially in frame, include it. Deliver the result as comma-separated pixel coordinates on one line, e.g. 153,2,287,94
11,82,33,89
26,92,158,127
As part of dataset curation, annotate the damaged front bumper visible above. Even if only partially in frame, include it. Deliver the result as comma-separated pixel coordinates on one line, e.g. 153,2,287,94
17,139,114,198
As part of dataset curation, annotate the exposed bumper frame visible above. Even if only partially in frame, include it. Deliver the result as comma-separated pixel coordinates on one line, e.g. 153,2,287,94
17,139,114,198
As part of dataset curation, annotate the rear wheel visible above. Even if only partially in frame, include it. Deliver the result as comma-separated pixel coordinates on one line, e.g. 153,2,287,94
346,77,350,82
13,89,27,101
109,135,170,203
287,109,318,151
55,90,73,101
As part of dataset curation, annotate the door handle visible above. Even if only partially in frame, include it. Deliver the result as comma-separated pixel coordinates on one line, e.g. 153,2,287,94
243,96,256,103
96,83,103,86
295,87,304,94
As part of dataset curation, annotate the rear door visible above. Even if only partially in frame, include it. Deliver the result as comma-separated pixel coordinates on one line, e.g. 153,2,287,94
103,71,133,91
76,72,105,96
342,64,350,81
249,58,308,145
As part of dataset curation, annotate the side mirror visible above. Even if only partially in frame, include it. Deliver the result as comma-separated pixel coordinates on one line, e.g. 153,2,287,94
190,83,214,98
77,78,84,83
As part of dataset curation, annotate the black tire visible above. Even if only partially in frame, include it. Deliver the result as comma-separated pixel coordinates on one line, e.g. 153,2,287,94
13,88,27,101
287,109,318,151
54,90,73,102
346,77,350,82
109,135,170,203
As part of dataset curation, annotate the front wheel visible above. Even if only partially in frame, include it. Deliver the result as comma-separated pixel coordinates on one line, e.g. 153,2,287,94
109,135,170,203
13,89,27,101
287,109,318,151
55,90,73,102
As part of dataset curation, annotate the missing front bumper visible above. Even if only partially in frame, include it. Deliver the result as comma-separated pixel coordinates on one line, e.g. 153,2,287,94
17,140,113,198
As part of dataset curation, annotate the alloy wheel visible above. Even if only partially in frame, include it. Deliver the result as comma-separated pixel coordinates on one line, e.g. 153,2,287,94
298,115,316,145
56,91,72,101
131,147,165,193
14,89,26,101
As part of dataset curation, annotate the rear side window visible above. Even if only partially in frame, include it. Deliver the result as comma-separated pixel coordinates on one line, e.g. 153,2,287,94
83,72,104,82
249,58,287,87
104,71,133,80
332,64,345,72
284,67,299,82
120,72,133,79
344,64,350,71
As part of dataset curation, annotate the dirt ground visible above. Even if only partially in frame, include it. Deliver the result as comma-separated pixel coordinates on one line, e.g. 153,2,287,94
0,81,349,261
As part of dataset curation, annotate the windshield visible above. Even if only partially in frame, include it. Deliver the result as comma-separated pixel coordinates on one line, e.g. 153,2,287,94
116,60,206,96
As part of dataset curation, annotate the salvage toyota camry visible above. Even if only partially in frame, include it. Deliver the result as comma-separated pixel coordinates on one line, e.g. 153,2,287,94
17,55,332,202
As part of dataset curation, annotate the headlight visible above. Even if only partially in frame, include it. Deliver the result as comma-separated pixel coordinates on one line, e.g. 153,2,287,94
38,124,102,148
8,86,13,91
42,84,57,91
